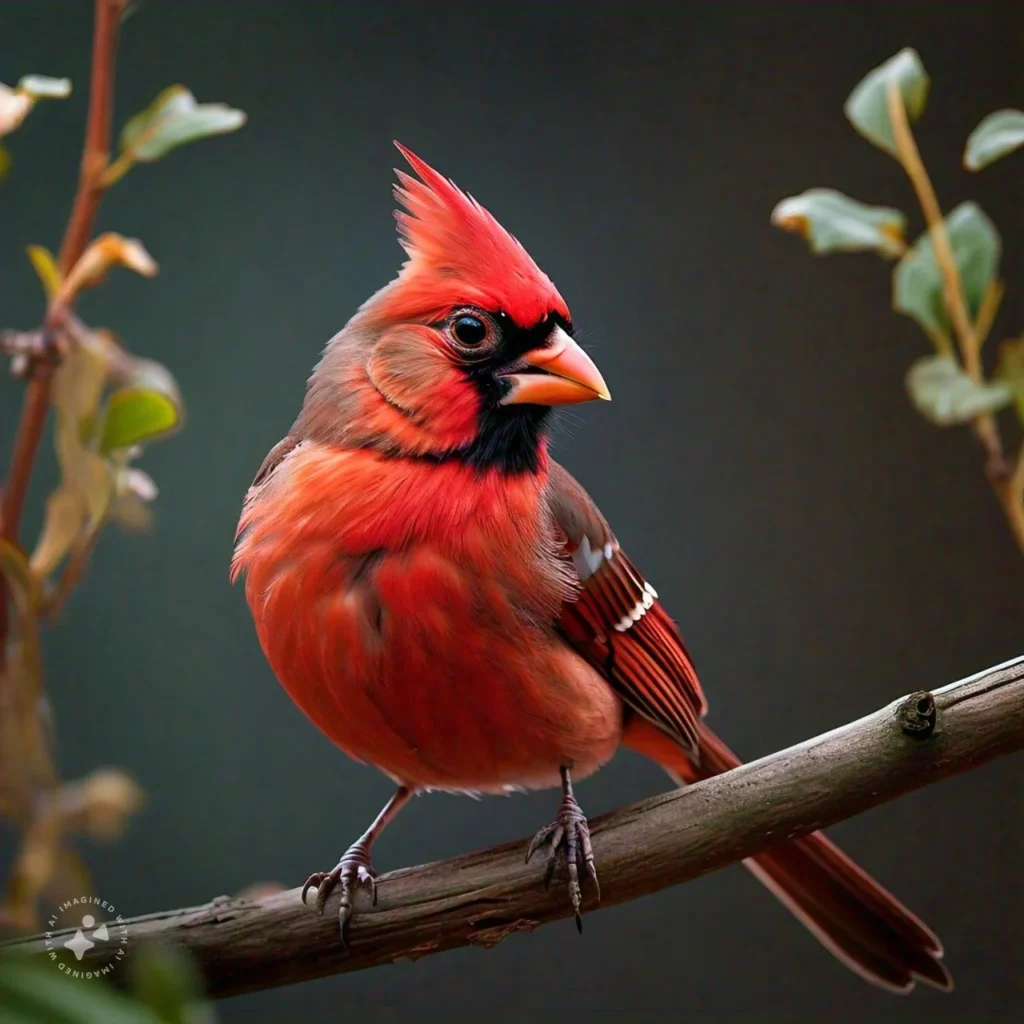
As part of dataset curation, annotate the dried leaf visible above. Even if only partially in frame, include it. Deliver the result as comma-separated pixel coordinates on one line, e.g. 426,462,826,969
31,486,86,576
0,538,45,695
771,189,906,257
964,108,1024,171
52,329,115,421
0,145,11,182
74,768,145,842
844,48,929,156
906,354,1011,426
26,245,62,300
50,330,117,529
58,233,158,304
56,430,112,528
120,84,246,162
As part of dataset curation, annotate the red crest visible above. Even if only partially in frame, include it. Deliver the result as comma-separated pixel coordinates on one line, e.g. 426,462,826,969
388,142,570,327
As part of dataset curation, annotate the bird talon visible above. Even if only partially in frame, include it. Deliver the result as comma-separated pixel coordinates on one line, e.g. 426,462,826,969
528,778,599,927
302,846,378,939
526,824,554,864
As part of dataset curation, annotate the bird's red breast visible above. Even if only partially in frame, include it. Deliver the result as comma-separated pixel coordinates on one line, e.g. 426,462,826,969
234,441,622,792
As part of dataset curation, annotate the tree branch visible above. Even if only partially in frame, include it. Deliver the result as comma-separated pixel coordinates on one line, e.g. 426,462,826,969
0,0,126,553
7,656,1024,997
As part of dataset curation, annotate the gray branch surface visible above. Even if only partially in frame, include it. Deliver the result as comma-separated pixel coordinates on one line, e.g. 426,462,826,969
9,656,1024,998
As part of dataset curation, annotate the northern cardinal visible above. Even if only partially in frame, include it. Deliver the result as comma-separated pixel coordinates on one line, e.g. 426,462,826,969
233,144,951,993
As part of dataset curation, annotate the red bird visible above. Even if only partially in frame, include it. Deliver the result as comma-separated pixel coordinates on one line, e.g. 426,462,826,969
233,144,951,993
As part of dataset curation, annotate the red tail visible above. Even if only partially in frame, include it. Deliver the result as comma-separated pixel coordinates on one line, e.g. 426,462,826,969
623,718,952,993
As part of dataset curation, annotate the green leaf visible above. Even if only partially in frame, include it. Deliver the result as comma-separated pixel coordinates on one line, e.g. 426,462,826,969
0,955,164,1024
26,245,62,299
844,48,929,156
129,944,215,1024
771,189,906,257
99,389,180,453
997,337,1024,422
964,108,1024,170
119,85,246,163
17,75,72,99
893,202,1001,339
906,355,1011,426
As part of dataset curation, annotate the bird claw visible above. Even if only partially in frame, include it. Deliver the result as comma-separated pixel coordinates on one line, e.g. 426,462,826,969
301,841,378,944
526,792,599,931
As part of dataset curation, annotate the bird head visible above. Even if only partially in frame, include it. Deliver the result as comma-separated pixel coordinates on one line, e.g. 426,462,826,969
296,143,609,473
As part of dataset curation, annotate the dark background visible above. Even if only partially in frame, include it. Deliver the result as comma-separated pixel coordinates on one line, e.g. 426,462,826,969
2,1,1022,1020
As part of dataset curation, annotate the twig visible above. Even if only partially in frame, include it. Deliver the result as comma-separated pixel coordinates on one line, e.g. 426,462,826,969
887,81,1024,553
7,656,1022,998
0,0,126,553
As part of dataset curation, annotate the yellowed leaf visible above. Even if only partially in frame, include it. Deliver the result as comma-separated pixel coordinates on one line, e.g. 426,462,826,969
26,245,63,300
53,342,115,529
58,232,158,304
74,768,145,841
56,427,112,527
52,332,113,422
30,486,86,576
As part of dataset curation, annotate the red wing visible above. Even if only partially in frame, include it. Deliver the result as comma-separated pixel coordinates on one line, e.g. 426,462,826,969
545,461,707,757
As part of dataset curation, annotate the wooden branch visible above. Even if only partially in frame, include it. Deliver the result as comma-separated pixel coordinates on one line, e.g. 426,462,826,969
7,656,1024,998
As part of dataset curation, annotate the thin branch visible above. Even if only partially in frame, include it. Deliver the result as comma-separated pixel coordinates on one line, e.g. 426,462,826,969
7,656,1023,998
886,83,980,372
57,0,129,276
0,0,126,553
886,82,1024,553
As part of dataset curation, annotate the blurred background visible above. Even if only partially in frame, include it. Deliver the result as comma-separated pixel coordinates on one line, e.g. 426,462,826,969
1,1,1022,1020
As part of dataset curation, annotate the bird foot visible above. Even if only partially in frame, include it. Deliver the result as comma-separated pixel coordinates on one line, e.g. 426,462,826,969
526,790,600,931
301,840,377,942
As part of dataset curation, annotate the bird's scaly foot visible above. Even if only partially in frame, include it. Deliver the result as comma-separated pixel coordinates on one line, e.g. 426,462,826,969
526,780,600,932
301,839,377,942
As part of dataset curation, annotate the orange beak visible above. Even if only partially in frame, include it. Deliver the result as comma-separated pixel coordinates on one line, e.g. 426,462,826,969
500,326,611,406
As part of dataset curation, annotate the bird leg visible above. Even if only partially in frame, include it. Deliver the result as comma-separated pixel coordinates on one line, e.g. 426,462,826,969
526,765,599,931
301,785,412,942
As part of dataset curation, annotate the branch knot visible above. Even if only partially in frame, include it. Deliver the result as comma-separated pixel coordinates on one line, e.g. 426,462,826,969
898,691,937,739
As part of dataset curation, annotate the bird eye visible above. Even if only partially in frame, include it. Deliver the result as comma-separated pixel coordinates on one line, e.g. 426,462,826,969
451,314,489,347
